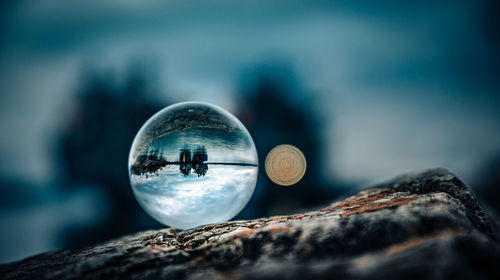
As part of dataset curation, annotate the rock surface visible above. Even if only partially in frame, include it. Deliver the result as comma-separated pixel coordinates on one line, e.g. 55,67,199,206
1,168,499,279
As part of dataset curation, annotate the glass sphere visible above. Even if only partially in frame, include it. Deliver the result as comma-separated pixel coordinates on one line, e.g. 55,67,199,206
128,102,258,229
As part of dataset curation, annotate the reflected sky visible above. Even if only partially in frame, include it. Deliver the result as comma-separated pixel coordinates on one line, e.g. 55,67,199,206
131,165,257,229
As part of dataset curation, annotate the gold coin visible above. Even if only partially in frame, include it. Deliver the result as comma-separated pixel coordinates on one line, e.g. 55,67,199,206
265,144,306,186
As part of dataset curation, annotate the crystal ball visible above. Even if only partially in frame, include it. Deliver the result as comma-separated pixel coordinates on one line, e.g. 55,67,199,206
128,102,258,229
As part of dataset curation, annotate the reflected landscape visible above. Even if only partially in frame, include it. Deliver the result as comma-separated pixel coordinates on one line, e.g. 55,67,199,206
128,102,258,229
131,145,257,178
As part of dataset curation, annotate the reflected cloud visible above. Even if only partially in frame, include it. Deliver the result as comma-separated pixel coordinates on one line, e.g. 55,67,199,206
131,165,257,229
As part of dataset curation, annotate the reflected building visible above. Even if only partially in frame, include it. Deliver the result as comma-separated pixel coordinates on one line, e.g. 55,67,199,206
192,147,208,177
178,146,208,177
179,148,192,176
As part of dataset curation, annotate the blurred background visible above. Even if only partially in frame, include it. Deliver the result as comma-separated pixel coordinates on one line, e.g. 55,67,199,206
1,0,500,263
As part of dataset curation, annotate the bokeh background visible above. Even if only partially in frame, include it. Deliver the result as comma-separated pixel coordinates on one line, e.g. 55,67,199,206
1,0,500,263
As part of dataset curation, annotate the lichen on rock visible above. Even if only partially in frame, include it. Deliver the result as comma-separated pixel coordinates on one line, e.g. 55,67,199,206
1,168,499,279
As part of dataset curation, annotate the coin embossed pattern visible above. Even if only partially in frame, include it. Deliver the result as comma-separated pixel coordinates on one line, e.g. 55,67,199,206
265,144,306,186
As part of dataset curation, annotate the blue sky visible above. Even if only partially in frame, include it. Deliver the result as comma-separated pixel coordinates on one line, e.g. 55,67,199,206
1,0,499,185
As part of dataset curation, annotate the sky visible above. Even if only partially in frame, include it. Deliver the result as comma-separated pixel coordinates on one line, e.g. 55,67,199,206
132,165,257,229
1,0,499,185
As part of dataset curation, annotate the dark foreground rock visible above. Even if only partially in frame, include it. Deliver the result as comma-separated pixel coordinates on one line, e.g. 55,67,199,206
2,168,499,279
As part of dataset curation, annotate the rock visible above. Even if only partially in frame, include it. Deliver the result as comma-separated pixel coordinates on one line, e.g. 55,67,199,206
1,168,499,279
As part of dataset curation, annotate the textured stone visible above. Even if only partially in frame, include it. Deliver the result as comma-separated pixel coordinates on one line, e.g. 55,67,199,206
1,168,499,279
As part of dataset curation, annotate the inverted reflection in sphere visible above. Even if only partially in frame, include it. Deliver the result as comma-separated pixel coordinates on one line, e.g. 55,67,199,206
128,102,258,229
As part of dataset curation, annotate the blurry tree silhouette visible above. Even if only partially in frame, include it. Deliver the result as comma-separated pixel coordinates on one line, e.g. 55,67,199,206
57,63,167,248
235,62,340,218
